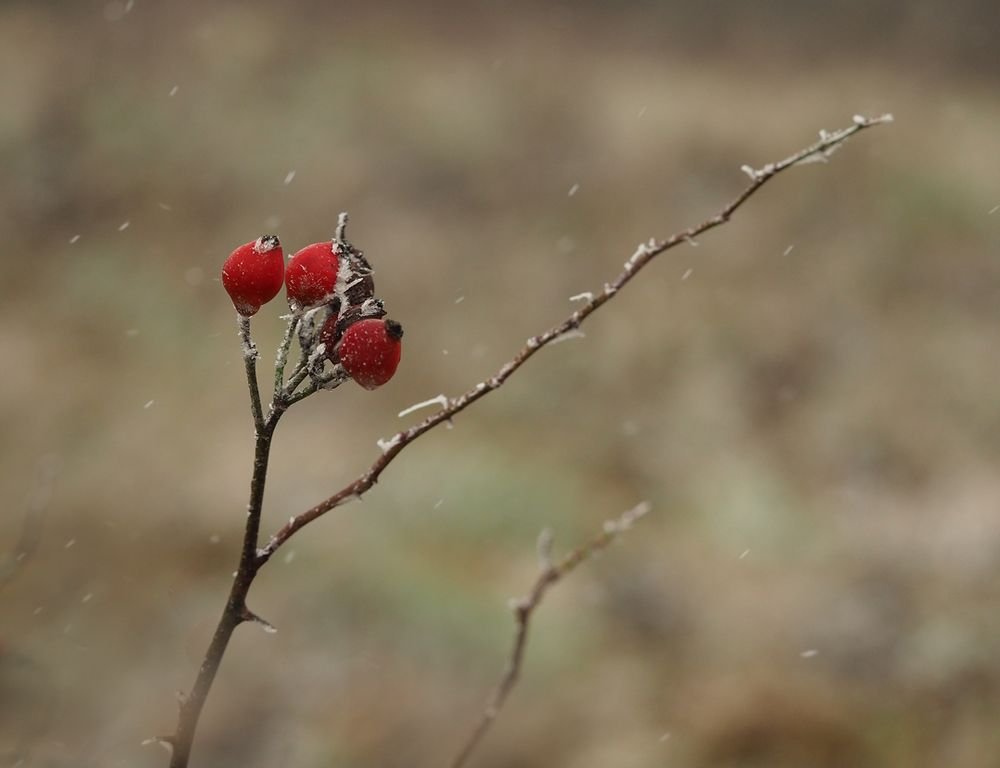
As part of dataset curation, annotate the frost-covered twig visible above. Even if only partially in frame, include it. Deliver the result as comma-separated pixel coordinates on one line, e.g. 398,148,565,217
449,502,650,768
256,113,890,563
272,313,301,403
237,316,264,433
167,115,889,767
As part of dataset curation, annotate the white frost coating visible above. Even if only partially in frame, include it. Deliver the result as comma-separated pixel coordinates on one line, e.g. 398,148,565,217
549,328,586,345
508,596,529,612
740,164,757,180
796,147,835,165
306,343,326,368
118,220,130,231
604,501,651,533
239,333,255,360
852,114,866,125
69,234,81,244
568,183,580,197
536,527,554,569
527,337,540,349
283,170,296,185
143,400,154,409
569,291,593,303
141,737,173,755
626,242,650,270
169,85,179,97
682,268,694,281
377,434,402,453
398,394,449,418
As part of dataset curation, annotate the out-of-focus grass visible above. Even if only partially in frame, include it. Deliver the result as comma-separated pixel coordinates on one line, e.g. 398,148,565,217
2,2,1000,767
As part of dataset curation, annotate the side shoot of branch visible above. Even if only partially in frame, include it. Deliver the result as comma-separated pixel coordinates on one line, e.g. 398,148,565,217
162,114,892,767
450,502,652,768
257,113,893,563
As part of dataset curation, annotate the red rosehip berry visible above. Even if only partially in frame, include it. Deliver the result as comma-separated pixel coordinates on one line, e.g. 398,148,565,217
337,318,403,390
221,235,284,316
285,241,340,308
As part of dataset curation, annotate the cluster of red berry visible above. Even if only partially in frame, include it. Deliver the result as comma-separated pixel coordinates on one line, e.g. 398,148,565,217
221,228,403,389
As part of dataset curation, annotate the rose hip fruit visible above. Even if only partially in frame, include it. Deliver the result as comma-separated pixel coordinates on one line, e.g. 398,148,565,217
221,235,284,316
337,318,403,390
285,241,340,308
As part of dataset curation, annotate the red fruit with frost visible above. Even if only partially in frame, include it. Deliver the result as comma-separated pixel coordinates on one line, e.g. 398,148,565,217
285,241,340,308
221,235,284,316
337,318,403,390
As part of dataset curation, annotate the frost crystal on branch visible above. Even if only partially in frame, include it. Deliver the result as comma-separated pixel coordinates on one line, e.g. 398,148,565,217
398,394,450,418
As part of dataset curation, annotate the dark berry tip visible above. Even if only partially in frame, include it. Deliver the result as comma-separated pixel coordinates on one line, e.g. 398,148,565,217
255,234,281,252
384,319,404,340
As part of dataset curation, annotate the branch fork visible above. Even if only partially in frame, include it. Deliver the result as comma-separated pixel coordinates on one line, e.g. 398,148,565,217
166,115,892,767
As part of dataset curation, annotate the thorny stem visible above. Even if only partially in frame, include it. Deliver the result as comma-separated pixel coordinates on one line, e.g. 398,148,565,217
449,502,650,768
256,113,892,564
165,115,891,766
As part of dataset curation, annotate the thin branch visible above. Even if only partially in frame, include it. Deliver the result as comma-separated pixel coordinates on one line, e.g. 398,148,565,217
167,418,279,768
450,502,651,768
237,316,265,433
167,114,890,767
256,113,892,564
273,313,301,404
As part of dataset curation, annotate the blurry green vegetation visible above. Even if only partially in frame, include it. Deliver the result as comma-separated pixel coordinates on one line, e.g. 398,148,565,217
1,2,999,767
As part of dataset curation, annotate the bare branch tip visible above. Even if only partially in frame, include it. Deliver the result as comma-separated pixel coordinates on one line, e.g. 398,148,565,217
335,211,350,242
536,527,555,569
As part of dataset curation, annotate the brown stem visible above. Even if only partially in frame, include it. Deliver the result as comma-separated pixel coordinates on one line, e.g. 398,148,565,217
237,316,264,433
168,415,279,768
257,113,893,565
163,114,891,765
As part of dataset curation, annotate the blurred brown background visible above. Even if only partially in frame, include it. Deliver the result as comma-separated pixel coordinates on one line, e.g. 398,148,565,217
2,1,999,766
